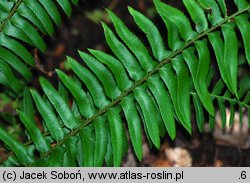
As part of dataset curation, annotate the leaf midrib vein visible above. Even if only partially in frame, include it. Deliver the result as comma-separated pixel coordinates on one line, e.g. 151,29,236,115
0,0,23,32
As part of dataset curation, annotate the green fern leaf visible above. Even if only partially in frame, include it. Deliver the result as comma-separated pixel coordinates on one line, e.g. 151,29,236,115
17,110,50,153
134,85,161,148
108,9,156,72
79,125,95,167
183,0,208,33
154,0,197,41
89,49,133,91
39,77,81,129
79,51,122,99
102,22,145,80
39,0,61,25
128,6,170,61
196,0,223,25
93,116,108,166
30,89,65,141
235,14,250,65
0,0,250,167
216,0,227,17
121,94,143,160
107,107,124,167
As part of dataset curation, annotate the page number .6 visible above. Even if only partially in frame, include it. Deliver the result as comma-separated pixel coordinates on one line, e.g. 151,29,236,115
239,171,247,180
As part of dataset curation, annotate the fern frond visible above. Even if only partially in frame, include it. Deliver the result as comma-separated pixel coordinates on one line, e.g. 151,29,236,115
0,0,78,93
0,0,250,167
